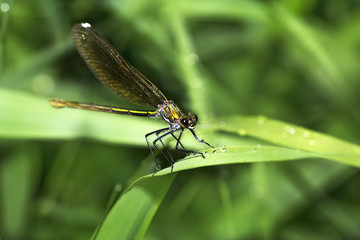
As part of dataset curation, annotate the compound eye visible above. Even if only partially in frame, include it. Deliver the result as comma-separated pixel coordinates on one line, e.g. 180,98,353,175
193,114,198,123
181,118,189,128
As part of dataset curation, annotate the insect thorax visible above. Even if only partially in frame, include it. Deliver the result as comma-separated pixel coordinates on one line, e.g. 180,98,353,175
156,100,183,129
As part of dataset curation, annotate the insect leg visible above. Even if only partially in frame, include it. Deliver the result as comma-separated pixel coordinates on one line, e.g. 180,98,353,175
156,130,176,165
145,127,169,171
171,131,185,150
153,129,178,172
189,129,214,148
173,129,198,154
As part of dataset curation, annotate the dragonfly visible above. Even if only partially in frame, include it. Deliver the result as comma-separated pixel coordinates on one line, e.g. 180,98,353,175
50,22,213,172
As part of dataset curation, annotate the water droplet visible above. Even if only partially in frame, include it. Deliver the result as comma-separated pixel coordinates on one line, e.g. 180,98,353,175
238,128,247,136
220,148,226,152
184,53,199,65
284,126,296,134
303,131,310,138
308,139,315,145
212,150,217,154
257,144,261,149
251,148,257,153
32,74,55,95
1,3,10,12
257,116,267,125
249,184,263,199
114,183,122,191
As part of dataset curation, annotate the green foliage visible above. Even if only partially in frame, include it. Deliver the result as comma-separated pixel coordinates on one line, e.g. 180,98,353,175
1,0,360,239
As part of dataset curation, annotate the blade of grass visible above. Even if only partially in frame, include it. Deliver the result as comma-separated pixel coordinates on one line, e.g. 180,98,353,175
213,116,360,167
0,88,165,146
0,0,11,76
0,143,39,239
94,174,176,240
92,144,325,238
0,39,71,88
167,1,210,118
180,0,270,24
150,146,319,175
2,88,359,169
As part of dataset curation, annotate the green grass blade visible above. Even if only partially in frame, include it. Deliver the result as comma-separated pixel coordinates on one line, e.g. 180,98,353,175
0,88,164,146
1,88,359,170
150,146,318,175
179,0,269,23
94,174,176,240
92,144,328,239
214,116,360,167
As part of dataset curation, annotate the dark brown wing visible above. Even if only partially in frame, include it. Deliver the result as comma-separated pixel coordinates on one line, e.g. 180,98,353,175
71,23,167,107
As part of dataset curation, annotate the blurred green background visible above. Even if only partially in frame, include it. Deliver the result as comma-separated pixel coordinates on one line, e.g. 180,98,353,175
1,0,360,239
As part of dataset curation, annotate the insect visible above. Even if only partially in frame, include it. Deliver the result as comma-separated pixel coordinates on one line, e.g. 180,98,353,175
50,23,213,172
